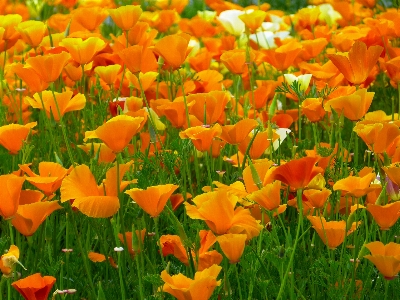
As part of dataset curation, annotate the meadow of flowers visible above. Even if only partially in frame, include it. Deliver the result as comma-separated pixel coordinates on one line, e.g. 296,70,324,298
1,0,400,299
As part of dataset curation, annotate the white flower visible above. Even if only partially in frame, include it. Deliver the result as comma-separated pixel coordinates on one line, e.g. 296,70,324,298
283,74,312,92
272,128,291,151
217,10,246,36
114,247,124,252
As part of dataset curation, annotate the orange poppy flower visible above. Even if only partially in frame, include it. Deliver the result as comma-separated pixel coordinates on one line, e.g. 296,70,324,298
0,245,24,276
12,273,56,300
220,119,259,145
126,71,158,92
179,17,216,39
12,63,49,93
12,201,62,236
328,41,383,85
0,122,36,155
60,37,106,65
158,98,195,128
364,241,400,280
19,162,72,197
324,88,374,121
24,51,70,83
386,56,400,84
0,14,22,41
160,235,190,265
118,229,146,257
187,91,230,125
125,184,178,218
272,157,323,190
246,181,281,211
0,174,25,220
108,5,142,31
179,124,222,152
366,202,400,231
88,252,106,263
299,38,329,61
333,173,377,198
15,20,46,48
303,188,331,209
185,190,263,240
307,216,348,249
220,49,254,75
383,164,400,187
238,10,267,33
61,163,133,218
161,264,221,300
262,40,302,71
217,233,247,264
71,7,108,32
301,98,326,122
84,115,144,153
152,33,191,70
238,130,278,159
25,91,86,122
118,45,158,74
94,64,121,85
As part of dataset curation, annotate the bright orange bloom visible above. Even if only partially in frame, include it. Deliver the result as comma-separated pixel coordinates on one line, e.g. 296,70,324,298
12,201,62,236
220,49,254,75
364,242,400,280
187,91,230,125
25,52,70,83
118,45,158,74
60,37,106,65
15,20,46,48
0,174,25,220
299,38,329,61
243,160,275,192
262,40,303,71
12,273,56,300
108,5,142,31
12,63,49,93
324,88,374,121
220,119,259,145
246,181,281,210
95,64,121,85
185,190,263,240
158,98,194,128
161,264,221,300
217,234,247,264
0,245,23,276
88,252,106,263
303,188,331,209
126,71,158,92
118,230,146,257
307,216,348,249
238,130,278,159
301,98,326,122
71,7,108,32
366,202,400,231
153,33,191,70
0,122,36,155
386,56,400,84
0,14,22,41
61,163,133,218
179,17,216,39
179,124,222,152
25,91,86,122
272,157,323,190
383,164,400,187
333,173,377,198
328,41,383,85
84,115,144,153
125,184,179,218
238,10,267,33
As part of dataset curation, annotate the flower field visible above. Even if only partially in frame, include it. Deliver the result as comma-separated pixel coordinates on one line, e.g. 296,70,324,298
1,0,400,299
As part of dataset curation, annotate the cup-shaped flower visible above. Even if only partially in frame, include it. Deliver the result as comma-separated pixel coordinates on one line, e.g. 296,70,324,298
303,188,331,209
246,181,281,211
307,216,347,249
364,241,400,280
25,91,86,122
324,88,374,121
185,190,263,240
118,45,158,74
15,20,46,48
0,122,36,155
220,119,259,145
118,230,146,257
238,130,278,159
383,164,400,187
284,74,312,93
216,234,247,264
161,264,222,300
220,49,254,75
187,91,230,125
301,98,326,122
12,201,62,236
333,173,377,198
272,157,323,190
125,184,178,218
158,98,195,128
0,245,24,276
12,273,56,300
108,5,142,31
153,33,191,70
366,202,400,231
12,63,49,93
386,56,400,84
84,115,144,153
262,40,302,71
71,7,108,32
0,174,25,219
94,64,122,85
328,41,383,85
217,10,245,36
179,124,222,152
238,10,267,32
60,37,106,65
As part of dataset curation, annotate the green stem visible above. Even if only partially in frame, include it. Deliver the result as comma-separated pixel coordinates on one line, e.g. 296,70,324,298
154,217,166,269
234,264,243,300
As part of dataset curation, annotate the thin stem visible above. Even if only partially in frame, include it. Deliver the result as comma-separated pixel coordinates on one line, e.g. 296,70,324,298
234,264,243,300
154,216,166,269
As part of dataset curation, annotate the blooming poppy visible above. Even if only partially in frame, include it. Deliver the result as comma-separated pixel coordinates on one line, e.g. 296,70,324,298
220,119,259,145
238,130,278,159
118,230,146,257
366,202,400,231
12,201,62,236
324,88,374,121
0,245,24,276
25,91,86,122
60,37,106,65
158,98,195,128
333,173,377,198
12,273,56,300
185,190,263,240
94,64,122,86
0,174,25,220
118,45,158,74
238,10,267,33
71,7,108,32
301,98,326,122
15,20,46,48
152,33,191,70
12,63,49,93
364,241,400,280
24,51,70,83
307,216,349,249
386,56,400,84
19,162,72,197
220,49,254,75
383,164,400,187
187,91,230,125
0,122,36,155
328,41,383,85
84,115,144,153
179,124,222,152
126,71,158,92
246,181,281,211
161,264,221,300
303,188,331,209
272,157,323,190
262,40,303,71
217,234,247,264
218,9,246,36
0,14,22,41
125,184,178,218
108,5,142,31
88,252,106,263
